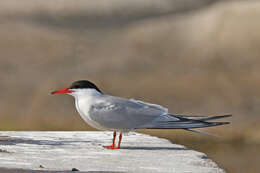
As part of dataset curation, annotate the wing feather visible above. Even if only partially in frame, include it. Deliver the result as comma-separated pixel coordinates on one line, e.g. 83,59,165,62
89,96,168,130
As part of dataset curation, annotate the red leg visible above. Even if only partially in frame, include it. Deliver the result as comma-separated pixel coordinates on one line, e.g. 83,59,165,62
104,132,123,149
103,131,116,149
117,133,122,149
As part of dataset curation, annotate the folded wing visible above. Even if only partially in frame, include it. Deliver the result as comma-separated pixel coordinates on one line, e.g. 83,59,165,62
89,95,231,131
89,96,169,130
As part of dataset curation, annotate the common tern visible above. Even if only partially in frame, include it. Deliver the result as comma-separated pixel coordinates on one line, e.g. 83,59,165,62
51,80,231,149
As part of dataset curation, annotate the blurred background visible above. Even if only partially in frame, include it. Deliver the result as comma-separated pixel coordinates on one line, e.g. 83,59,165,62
0,0,259,172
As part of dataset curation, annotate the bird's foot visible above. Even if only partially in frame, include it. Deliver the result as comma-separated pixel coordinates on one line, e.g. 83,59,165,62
103,145,120,149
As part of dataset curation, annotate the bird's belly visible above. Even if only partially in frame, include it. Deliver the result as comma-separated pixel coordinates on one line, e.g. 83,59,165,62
81,112,109,130
81,112,133,132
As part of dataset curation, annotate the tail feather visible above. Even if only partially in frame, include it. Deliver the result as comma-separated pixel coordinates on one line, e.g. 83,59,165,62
197,114,232,121
143,114,231,130
145,121,229,129
184,129,219,137
169,114,232,121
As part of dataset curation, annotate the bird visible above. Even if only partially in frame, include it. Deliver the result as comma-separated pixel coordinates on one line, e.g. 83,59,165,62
51,80,231,149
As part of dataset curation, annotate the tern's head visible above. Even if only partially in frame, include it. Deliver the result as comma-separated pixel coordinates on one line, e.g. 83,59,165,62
51,80,102,96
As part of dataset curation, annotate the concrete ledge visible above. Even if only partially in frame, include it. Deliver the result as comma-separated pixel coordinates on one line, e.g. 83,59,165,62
0,131,225,173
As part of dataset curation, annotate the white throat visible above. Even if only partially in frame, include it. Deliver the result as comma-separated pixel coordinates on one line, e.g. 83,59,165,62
69,88,102,115
68,88,104,130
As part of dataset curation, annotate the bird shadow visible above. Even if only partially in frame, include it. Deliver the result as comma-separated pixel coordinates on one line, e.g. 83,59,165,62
0,137,92,146
0,137,188,151
120,146,189,151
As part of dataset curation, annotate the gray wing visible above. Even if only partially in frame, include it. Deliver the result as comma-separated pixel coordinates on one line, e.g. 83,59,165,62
89,96,169,130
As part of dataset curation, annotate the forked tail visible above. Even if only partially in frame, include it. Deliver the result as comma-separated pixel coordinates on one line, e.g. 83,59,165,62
144,114,231,136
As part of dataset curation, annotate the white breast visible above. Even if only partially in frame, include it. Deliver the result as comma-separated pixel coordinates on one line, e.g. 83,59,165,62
72,89,109,130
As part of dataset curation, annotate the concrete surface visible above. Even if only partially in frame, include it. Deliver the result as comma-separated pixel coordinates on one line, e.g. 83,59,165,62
0,131,225,173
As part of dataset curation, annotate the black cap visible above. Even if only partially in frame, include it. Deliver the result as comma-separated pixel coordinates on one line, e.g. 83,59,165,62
69,80,102,93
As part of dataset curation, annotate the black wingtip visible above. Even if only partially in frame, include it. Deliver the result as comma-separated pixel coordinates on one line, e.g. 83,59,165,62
211,121,230,126
198,114,232,121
